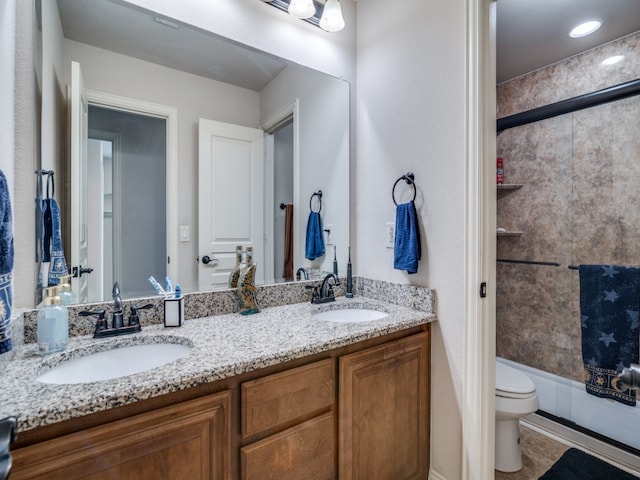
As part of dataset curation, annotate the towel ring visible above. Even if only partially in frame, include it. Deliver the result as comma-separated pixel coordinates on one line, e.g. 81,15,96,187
392,172,416,206
309,190,322,213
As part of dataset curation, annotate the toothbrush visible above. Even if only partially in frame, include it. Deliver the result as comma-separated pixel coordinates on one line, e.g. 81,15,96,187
148,276,166,295
333,246,338,276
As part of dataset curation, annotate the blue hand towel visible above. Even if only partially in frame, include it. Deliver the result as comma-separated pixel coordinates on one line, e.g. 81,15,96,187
579,264,640,406
305,211,325,260
0,170,14,354
394,201,421,274
45,198,69,286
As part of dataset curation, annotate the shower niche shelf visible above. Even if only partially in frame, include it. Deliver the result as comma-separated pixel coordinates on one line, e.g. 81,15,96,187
497,231,523,237
497,184,524,191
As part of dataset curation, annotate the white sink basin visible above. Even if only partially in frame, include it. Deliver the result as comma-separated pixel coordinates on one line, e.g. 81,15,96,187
313,308,388,323
36,343,191,384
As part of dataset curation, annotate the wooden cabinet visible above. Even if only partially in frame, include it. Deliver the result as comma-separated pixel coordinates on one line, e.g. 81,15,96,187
11,391,231,480
240,359,335,479
10,326,430,480
339,332,430,480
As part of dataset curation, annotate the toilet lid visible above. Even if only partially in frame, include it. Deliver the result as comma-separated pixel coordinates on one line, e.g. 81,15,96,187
496,362,536,395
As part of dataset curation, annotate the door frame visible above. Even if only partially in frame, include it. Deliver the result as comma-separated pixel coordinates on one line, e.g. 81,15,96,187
463,0,497,479
261,99,300,283
84,90,179,286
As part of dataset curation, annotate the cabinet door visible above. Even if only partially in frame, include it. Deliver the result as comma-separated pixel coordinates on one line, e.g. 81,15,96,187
241,412,335,480
339,332,430,480
11,391,231,480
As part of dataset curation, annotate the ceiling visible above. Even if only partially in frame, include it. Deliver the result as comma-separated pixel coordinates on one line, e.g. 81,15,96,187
497,0,640,83
57,0,640,89
56,0,290,92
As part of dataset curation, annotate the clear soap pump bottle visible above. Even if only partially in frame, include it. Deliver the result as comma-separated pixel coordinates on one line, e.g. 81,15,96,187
57,274,76,305
37,286,69,355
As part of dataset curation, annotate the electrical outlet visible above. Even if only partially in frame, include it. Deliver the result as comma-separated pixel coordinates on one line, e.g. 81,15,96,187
385,222,395,248
324,224,334,245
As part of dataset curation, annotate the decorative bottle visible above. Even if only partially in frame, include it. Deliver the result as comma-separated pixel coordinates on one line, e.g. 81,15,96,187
37,286,69,355
228,245,244,288
496,157,504,184
238,246,260,315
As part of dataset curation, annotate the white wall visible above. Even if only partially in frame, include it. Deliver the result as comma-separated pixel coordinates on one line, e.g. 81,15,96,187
356,1,467,479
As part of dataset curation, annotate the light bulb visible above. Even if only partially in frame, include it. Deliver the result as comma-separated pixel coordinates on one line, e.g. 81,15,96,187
319,0,345,32
288,0,316,19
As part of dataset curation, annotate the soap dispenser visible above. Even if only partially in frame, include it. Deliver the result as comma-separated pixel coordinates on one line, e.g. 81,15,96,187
37,286,69,355
57,274,76,305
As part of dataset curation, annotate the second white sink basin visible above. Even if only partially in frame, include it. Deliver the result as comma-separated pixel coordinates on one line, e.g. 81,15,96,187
313,308,388,323
36,343,191,385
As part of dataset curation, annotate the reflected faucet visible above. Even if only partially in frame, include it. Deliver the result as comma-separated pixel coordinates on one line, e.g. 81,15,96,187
296,267,309,281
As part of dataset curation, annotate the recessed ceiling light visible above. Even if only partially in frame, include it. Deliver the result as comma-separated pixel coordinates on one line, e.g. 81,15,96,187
601,55,624,66
569,20,602,38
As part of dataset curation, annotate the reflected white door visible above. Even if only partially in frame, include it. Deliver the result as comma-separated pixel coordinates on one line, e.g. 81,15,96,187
198,119,264,290
69,61,90,303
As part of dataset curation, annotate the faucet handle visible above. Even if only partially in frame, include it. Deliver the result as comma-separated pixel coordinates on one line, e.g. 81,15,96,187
79,309,107,334
128,303,153,327
305,284,320,303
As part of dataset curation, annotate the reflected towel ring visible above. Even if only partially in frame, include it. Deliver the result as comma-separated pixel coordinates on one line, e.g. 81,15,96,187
309,190,323,213
392,172,416,206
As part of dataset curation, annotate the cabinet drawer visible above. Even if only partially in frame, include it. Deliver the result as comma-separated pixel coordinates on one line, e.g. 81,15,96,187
241,358,334,439
241,412,335,480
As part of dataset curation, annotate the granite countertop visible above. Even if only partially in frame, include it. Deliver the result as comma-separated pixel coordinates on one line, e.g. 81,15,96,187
0,296,435,433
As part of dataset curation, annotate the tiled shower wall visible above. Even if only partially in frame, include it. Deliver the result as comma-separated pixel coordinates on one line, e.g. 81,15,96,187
496,32,640,381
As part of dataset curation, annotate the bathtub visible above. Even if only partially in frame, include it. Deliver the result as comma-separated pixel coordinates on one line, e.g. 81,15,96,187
497,357,640,451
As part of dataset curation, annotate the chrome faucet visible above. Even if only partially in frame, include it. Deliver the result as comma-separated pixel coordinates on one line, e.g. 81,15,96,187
296,267,309,281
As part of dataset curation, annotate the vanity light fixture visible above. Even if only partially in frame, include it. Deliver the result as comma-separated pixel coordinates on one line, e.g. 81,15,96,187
568,20,602,38
261,0,345,32
288,0,316,19
601,55,624,66
319,0,345,32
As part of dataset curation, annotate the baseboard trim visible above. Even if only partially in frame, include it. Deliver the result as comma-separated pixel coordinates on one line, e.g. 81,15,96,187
429,468,448,480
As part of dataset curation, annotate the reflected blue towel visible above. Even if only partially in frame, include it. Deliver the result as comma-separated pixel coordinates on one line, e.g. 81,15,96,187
45,198,68,286
579,265,640,406
0,170,14,354
394,201,421,274
305,211,325,260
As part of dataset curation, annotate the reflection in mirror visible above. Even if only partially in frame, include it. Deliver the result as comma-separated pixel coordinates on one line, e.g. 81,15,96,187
87,105,167,301
36,0,350,307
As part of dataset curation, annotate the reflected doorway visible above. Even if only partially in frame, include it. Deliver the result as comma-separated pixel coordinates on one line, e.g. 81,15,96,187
86,105,167,301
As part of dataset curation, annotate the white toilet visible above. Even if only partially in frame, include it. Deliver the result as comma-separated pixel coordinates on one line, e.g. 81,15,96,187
495,361,539,472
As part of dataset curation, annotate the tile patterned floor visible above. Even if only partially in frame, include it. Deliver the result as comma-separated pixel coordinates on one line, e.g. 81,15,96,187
495,426,570,480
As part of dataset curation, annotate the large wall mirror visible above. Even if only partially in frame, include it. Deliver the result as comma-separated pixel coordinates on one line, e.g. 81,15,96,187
35,0,350,306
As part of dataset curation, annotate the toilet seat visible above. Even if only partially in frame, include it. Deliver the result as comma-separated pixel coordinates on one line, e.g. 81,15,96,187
496,362,536,398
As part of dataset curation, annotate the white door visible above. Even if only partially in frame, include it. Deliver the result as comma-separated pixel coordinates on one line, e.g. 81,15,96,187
69,61,90,302
198,119,264,290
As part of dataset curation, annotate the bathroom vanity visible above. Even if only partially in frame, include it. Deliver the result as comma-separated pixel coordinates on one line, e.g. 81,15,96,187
3,295,434,479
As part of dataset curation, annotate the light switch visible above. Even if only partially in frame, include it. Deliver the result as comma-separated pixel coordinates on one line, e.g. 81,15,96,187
180,225,190,242
385,222,395,248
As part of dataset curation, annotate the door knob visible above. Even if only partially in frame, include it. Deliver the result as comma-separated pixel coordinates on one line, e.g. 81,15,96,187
72,266,94,278
201,255,218,265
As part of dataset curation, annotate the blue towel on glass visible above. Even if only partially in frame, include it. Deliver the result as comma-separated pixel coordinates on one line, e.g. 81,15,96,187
305,211,325,260
45,198,68,286
394,201,421,274
0,170,14,354
579,264,640,406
